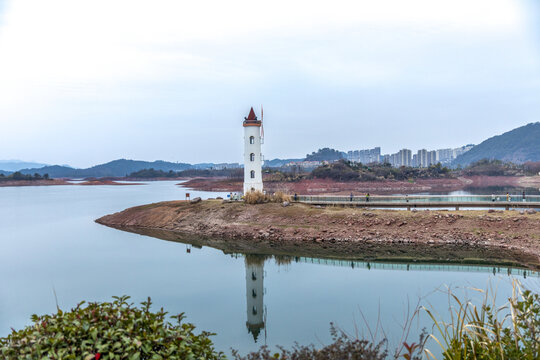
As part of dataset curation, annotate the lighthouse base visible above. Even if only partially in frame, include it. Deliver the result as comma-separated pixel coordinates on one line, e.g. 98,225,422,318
243,182,264,194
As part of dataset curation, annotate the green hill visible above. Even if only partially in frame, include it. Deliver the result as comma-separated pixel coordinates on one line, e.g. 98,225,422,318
454,122,540,166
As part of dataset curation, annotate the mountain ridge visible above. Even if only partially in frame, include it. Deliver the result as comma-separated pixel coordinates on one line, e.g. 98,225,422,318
454,122,540,166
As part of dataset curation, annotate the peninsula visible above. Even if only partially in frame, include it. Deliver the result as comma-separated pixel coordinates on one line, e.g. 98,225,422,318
96,200,540,270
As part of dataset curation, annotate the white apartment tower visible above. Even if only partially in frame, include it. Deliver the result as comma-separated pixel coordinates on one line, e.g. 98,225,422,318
243,107,264,194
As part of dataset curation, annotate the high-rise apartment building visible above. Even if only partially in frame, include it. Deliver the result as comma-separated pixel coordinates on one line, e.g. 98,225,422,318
346,147,381,164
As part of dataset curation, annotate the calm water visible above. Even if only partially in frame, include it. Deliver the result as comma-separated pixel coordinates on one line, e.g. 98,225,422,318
1,181,538,356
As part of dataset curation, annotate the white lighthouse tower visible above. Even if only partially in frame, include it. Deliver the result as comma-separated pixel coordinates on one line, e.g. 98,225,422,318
243,107,264,194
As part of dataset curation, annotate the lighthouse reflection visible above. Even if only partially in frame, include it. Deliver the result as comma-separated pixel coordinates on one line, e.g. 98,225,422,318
243,255,295,343
244,255,268,342
239,254,536,343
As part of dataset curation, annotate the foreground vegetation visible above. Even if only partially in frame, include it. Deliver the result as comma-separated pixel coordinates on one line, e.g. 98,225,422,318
426,283,539,360
1,283,538,359
0,296,222,360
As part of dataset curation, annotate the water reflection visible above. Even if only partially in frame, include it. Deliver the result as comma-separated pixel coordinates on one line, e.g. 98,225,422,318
233,252,537,344
245,255,268,341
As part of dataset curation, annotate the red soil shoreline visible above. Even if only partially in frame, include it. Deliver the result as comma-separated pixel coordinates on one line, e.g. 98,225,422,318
179,176,540,195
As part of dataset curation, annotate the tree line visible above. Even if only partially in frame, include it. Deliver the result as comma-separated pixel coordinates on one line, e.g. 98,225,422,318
0,172,50,181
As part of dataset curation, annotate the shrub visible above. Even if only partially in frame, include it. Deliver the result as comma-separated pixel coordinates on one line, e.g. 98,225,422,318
425,281,540,359
233,323,426,360
233,325,389,360
244,190,267,204
0,296,223,360
244,191,292,204
272,191,292,203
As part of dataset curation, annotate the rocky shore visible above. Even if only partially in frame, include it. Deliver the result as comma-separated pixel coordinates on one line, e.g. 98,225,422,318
96,200,540,270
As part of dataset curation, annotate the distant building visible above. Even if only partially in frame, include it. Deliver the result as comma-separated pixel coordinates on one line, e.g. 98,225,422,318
427,150,437,166
453,144,474,159
411,154,418,167
212,163,241,170
436,148,453,164
285,160,325,169
385,149,411,167
400,149,412,167
416,149,427,167
346,147,381,164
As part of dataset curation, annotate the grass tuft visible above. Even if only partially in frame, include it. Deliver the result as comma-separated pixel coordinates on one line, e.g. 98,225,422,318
244,191,292,204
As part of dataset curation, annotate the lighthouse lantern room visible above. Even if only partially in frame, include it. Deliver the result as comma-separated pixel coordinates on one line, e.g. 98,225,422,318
243,107,264,194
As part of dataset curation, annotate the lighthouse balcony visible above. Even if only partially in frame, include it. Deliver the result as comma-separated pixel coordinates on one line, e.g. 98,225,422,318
243,120,262,127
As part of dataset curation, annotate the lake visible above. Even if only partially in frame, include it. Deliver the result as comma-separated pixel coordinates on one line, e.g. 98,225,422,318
1,181,538,356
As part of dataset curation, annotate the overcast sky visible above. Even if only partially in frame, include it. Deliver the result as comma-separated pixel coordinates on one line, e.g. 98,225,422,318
0,0,539,167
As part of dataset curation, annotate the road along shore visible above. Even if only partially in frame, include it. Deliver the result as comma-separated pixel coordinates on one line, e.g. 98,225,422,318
96,200,540,270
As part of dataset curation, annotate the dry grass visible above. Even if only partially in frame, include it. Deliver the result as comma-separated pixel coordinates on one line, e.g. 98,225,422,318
243,190,292,204
424,281,540,359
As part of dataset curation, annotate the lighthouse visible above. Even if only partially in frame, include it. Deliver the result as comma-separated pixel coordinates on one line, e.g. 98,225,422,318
243,107,264,194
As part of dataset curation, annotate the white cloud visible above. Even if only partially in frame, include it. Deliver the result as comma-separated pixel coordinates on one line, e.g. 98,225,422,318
0,0,537,166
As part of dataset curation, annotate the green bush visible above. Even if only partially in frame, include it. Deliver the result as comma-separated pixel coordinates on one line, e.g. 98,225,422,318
0,296,223,360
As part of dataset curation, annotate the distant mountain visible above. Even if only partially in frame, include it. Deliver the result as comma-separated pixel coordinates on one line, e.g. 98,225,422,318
20,165,77,178
454,122,540,166
0,160,48,172
19,159,192,178
0,170,12,176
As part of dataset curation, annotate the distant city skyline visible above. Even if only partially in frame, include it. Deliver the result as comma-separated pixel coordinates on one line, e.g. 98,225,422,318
0,0,539,168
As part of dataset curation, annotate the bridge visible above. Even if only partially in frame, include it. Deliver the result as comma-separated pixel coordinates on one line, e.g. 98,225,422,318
295,256,539,278
293,195,540,210
232,253,539,277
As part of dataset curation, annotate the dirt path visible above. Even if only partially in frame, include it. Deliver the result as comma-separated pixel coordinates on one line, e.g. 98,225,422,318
96,201,540,270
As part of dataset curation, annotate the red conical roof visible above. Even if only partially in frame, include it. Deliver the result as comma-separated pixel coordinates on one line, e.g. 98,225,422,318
246,107,257,120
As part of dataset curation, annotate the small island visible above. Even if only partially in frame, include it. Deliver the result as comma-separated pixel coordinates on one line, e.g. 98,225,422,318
96,200,540,270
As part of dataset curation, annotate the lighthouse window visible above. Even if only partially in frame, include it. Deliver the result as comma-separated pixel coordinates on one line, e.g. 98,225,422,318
250,170,255,179
249,136,255,144
250,153,255,161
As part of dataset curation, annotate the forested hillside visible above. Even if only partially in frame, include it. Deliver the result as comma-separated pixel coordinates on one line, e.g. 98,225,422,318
454,122,540,166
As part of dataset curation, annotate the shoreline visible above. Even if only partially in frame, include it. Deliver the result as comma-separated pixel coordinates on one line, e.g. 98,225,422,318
0,179,143,187
96,200,540,270
2,174,539,192
178,175,540,195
